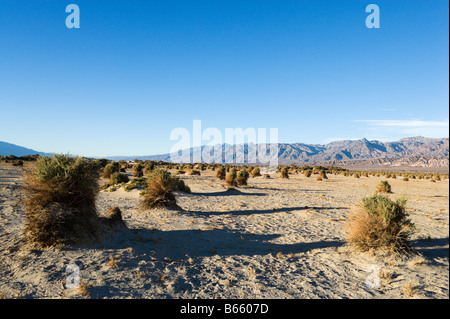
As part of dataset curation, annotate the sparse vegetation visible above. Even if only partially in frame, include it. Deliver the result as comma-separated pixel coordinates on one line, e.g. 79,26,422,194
102,162,120,179
346,194,415,254
225,171,237,187
236,170,249,186
110,172,129,185
140,169,189,210
216,167,226,180
132,163,144,177
251,167,261,178
22,154,101,247
376,181,392,193
319,169,328,180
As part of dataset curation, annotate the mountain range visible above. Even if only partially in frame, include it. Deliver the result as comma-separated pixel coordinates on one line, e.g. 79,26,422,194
0,141,46,157
106,136,449,171
1,137,449,171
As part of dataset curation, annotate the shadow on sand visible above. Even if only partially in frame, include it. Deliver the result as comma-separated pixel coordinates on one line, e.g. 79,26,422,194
91,225,344,262
184,205,348,217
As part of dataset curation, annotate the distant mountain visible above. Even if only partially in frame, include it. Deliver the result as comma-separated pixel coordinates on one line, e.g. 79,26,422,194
0,141,46,157
2,137,448,171
108,137,449,170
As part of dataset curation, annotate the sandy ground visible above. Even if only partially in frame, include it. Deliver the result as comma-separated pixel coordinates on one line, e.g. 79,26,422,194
0,163,448,299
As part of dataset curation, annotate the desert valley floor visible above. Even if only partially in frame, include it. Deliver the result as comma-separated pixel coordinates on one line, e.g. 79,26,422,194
0,164,448,299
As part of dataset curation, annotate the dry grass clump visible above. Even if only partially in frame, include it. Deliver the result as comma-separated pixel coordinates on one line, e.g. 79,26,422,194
186,169,201,176
216,167,226,180
236,170,249,186
280,167,289,179
346,194,415,254
376,181,392,193
132,163,144,177
225,171,237,187
251,167,261,177
102,162,120,179
140,169,189,210
23,155,101,247
110,172,129,184
303,170,312,178
319,169,328,180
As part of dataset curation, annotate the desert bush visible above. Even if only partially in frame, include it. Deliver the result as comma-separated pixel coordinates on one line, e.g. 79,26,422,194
123,177,146,192
23,155,101,247
186,169,201,176
225,171,237,187
346,194,415,254
102,162,120,179
251,167,261,177
132,163,144,177
377,181,392,193
140,169,177,210
110,172,129,184
145,163,155,173
12,160,24,166
403,177,409,182
236,170,249,186
280,167,289,179
216,167,226,180
319,170,328,180
140,169,189,210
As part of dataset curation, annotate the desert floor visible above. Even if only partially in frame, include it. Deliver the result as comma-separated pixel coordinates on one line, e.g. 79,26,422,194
0,164,448,299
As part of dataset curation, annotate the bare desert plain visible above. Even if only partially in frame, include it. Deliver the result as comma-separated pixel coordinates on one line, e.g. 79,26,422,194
0,162,448,299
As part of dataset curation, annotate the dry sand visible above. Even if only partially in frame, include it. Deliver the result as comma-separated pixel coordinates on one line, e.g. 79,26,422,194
0,163,448,299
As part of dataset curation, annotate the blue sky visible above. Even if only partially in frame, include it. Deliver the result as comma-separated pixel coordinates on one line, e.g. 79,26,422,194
0,0,448,157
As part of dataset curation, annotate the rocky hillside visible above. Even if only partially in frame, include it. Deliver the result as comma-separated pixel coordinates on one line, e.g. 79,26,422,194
115,137,448,167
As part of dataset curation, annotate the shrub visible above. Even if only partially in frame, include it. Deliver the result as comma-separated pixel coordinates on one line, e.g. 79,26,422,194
303,170,312,178
251,167,261,177
102,162,119,179
123,177,146,192
280,167,289,179
140,169,189,210
403,177,409,182
23,155,101,247
132,164,144,177
346,194,415,254
319,170,328,180
225,171,237,187
145,163,155,173
186,169,201,176
377,181,392,193
216,167,226,180
236,170,249,186
12,160,24,166
110,172,129,184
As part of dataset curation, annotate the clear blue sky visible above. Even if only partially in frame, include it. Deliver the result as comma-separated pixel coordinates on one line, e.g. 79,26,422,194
0,0,448,157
